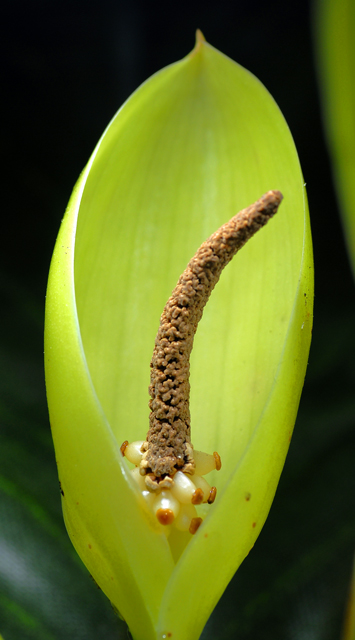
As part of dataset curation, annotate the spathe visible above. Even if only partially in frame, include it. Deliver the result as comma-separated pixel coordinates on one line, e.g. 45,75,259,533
45,31,313,640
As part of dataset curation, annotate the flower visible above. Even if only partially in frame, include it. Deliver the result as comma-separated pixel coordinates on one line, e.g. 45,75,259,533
44,31,313,640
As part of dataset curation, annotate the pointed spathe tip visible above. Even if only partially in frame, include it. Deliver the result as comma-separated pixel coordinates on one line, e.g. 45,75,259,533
195,29,206,44
189,29,206,57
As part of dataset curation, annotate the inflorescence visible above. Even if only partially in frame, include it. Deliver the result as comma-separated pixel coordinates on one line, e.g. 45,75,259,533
121,190,283,535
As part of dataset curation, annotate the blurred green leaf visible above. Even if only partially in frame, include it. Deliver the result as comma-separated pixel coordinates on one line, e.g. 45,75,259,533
314,0,355,276
0,276,123,640
343,556,355,640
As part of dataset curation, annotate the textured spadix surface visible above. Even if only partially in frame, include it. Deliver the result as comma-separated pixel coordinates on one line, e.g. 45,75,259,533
44,34,313,640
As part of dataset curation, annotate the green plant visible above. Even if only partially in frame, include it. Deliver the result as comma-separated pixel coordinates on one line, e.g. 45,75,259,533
44,32,313,640
315,2,355,637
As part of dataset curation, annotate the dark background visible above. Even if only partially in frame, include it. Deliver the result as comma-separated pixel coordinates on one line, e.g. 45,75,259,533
1,1,355,639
